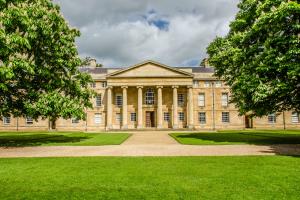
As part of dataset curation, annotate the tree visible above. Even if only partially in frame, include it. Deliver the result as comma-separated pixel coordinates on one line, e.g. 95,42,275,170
0,0,94,129
207,0,300,117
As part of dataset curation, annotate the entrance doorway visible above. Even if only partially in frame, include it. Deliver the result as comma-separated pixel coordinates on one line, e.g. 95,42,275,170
146,111,155,128
245,116,253,128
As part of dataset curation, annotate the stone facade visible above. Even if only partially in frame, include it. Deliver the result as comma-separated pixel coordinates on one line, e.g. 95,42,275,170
1,60,299,131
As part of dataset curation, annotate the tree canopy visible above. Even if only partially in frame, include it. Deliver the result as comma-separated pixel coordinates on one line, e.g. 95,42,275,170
207,0,300,117
0,0,94,128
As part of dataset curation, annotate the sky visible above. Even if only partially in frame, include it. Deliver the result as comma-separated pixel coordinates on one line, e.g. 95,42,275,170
54,0,239,67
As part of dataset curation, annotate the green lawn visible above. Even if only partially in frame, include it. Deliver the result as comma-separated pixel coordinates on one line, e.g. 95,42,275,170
170,130,300,145
0,156,299,199
0,132,130,147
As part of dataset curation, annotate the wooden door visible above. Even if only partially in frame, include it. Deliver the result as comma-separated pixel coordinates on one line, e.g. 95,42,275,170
146,112,155,127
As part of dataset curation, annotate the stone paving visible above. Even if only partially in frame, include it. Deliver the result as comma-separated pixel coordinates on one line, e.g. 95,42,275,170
0,131,300,157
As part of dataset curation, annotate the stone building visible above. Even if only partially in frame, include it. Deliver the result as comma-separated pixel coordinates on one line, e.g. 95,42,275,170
1,60,299,131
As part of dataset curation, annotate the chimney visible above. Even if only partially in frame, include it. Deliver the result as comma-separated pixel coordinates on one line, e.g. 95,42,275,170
89,59,97,67
200,58,210,68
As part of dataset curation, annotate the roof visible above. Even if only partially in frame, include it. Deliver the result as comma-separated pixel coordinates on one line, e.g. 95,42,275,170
79,65,214,74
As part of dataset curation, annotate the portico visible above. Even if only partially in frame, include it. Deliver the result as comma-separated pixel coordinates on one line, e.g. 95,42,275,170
105,85,194,130
105,61,194,130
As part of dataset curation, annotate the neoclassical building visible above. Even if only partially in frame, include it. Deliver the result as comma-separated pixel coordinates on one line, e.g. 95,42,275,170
1,60,299,131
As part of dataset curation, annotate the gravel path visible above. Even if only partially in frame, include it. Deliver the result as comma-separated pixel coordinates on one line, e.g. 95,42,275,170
0,131,300,157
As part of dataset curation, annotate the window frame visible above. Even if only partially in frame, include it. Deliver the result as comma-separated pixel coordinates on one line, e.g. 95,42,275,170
221,93,229,107
222,112,230,123
198,112,206,124
204,81,210,88
116,113,122,123
215,81,222,88
90,82,96,88
94,113,102,124
130,113,137,122
72,118,80,124
115,94,123,107
178,94,185,106
198,93,205,107
145,88,155,105
268,114,276,124
26,117,33,125
291,112,299,123
164,112,170,122
178,112,185,121
193,80,199,88
95,94,102,107
3,116,11,125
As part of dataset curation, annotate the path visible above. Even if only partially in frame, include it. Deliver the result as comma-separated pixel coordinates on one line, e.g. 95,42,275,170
0,131,300,157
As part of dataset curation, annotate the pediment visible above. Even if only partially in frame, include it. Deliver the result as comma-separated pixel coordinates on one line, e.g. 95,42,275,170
107,60,193,78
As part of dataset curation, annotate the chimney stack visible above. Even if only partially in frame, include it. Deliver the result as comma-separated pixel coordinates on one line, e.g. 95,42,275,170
89,59,97,67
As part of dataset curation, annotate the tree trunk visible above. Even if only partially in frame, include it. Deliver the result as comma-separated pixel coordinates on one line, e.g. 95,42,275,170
49,119,57,131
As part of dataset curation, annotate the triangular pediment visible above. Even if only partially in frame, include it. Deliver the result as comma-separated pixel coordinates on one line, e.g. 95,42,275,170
107,60,193,78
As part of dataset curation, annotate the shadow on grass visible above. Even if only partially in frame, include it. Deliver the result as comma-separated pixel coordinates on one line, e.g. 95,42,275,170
0,134,90,147
175,132,300,145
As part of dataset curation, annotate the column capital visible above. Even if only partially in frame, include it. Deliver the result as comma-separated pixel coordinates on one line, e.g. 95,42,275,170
157,86,164,89
187,85,193,89
172,86,179,89
107,86,113,89
137,86,143,89
121,86,128,89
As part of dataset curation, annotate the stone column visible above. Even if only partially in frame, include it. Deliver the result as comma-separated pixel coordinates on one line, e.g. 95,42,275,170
121,86,128,129
106,86,113,130
137,86,143,129
187,86,194,129
157,86,163,129
172,86,178,129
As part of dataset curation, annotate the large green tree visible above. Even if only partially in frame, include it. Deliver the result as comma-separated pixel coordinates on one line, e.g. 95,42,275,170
0,0,94,129
207,0,300,117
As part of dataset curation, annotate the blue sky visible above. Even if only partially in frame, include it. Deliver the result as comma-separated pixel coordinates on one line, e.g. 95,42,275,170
54,0,239,67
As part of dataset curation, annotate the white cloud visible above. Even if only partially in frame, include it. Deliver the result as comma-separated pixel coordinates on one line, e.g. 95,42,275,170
54,0,239,67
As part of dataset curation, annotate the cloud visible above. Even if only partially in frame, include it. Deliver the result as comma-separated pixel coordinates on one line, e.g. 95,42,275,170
54,0,239,67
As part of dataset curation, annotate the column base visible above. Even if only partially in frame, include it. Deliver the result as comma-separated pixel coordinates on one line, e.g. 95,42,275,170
106,125,113,131
156,125,163,129
187,125,194,129
137,125,144,129
172,125,178,129
121,125,128,130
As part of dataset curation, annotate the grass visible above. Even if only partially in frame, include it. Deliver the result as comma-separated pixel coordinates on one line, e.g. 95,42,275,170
0,156,299,199
170,130,300,145
0,132,131,147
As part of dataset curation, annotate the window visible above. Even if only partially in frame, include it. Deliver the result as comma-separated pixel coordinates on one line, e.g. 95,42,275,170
94,113,102,124
178,94,185,106
102,82,107,88
164,112,170,122
26,117,33,125
215,81,222,88
292,112,299,123
95,94,102,107
204,81,210,87
221,93,229,107
116,113,122,123
90,82,96,88
198,93,205,107
179,112,185,121
222,112,230,123
145,88,155,105
131,113,137,122
3,116,11,125
268,114,276,124
193,80,199,88
72,118,79,124
115,94,122,107
198,112,206,124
